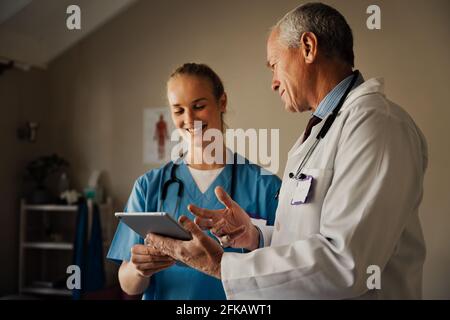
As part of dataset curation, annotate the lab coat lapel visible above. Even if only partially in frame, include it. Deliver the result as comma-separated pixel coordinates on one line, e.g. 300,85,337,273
341,77,385,112
289,76,384,161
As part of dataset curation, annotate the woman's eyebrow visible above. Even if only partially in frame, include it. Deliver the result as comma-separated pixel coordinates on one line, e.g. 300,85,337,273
191,97,208,104
171,98,207,107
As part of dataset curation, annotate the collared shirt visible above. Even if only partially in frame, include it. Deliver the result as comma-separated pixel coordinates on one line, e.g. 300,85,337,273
313,72,364,119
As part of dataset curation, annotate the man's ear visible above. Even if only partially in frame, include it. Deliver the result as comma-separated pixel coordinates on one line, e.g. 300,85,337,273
300,32,318,64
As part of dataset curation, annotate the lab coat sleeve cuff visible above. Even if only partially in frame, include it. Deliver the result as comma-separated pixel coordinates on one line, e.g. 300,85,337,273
250,218,273,247
221,249,269,299
259,226,274,247
221,252,242,299
254,226,264,249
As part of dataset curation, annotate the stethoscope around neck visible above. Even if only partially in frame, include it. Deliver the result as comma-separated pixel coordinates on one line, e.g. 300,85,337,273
289,70,360,180
158,151,238,213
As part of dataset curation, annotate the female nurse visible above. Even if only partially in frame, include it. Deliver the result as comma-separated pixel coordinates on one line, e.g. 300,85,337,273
107,63,281,299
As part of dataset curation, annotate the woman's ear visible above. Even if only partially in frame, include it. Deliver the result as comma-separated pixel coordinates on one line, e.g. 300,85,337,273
219,93,227,113
300,32,318,64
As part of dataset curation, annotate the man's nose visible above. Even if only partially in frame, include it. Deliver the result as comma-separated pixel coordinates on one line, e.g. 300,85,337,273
271,79,280,92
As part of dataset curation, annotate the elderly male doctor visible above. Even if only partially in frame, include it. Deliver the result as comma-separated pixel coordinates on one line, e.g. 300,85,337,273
146,3,428,299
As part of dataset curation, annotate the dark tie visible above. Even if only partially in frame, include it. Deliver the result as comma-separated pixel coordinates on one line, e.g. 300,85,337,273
302,115,322,143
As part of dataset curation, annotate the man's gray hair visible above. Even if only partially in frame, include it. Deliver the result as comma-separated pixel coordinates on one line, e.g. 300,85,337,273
275,2,354,67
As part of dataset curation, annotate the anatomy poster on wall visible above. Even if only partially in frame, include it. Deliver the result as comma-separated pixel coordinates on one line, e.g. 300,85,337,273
143,107,178,164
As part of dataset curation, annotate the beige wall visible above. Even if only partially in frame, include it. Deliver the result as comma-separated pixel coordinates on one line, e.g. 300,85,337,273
0,68,52,295
1,0,449,298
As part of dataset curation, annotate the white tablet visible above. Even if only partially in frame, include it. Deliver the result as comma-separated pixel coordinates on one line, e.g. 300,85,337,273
115,212,192,241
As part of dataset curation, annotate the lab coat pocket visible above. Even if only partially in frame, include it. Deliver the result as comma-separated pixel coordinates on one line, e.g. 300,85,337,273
287,168,334,240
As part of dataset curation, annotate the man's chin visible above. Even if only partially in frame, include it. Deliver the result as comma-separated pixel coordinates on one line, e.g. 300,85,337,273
284,103,298,113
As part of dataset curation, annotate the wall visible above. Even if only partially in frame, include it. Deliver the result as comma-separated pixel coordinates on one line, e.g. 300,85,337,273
2,0,449,298
0,68,52,295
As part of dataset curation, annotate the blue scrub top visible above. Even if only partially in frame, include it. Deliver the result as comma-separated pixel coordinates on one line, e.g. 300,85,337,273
107,155,281,300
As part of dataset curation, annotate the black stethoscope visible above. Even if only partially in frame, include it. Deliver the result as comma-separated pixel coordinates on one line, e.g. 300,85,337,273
289,70,360,180
158,152,238,213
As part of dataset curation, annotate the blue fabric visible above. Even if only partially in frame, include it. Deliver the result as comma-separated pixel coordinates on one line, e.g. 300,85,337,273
313,73,365,119
72,200,106,299
107,156,281,300
72,201,88,300
85,204,106,292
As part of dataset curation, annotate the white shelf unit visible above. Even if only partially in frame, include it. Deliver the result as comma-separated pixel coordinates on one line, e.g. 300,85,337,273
22,242,74,250
18,198,114,298
21,286,72,297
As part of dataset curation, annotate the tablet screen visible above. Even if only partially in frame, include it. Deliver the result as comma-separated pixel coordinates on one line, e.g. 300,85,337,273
115,212,192,241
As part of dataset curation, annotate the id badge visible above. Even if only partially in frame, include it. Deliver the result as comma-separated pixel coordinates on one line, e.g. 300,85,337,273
290,175,313,205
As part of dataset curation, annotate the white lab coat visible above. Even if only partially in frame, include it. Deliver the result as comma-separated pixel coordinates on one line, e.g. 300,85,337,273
221,77,428,299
